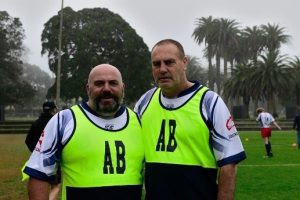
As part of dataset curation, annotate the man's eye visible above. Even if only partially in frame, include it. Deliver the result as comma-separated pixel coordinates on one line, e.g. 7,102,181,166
152,61,161,67
164,60,175,66
109,81,119,86
94,81,104,86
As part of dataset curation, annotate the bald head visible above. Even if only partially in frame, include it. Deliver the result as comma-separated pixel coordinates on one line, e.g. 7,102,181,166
87,64,125,118
88,64,123,84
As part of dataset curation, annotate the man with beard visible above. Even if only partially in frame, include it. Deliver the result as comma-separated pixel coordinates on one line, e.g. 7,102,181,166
23,64,144,200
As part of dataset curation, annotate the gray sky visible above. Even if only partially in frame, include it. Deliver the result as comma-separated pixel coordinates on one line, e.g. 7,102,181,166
1,0,300,75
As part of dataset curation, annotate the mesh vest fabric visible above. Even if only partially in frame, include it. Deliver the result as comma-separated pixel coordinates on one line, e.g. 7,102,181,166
141,86,217,168
61,105,144,199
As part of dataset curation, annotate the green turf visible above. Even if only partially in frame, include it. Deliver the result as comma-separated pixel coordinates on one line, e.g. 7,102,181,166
1,131,299,199
236,130,300,199
0,134,29,200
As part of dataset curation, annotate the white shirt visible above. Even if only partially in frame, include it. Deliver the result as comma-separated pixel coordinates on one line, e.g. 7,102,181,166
256,112,275,128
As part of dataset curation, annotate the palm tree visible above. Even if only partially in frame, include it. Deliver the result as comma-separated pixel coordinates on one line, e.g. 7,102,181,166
289,56,300,106
193,17,240,93
251,50,291,113
217,18,240,79
223,63,254,115
192,16,216,90
241,26,266,66
261,23,290,53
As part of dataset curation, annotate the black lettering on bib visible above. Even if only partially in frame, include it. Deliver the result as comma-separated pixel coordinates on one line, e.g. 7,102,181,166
156,119,166,151
103,141,126,174
156,119,177,152
167,119,177,152
115,141,126,174
103,141,114,174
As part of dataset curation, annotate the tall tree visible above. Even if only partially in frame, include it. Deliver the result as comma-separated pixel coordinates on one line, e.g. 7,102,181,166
215,18,240,92
193,17,240,93
192,16,216,90
41,7,152,104
261,23,290,53
0,11,35,106
186,55,207,84
241,26,266,66
223,63,253,114
289,56,300,106
252,51,291,113
22,63,54,107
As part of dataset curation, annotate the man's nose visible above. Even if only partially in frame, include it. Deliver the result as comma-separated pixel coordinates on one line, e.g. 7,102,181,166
159,63,168,73
102,82,112,91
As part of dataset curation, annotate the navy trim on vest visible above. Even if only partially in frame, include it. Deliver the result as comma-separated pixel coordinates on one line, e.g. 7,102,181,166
140,88,158,117
177,81,200,97
159,85,204,111
209,96,229,141
200,89,213,131
77,104,129,132
62,108,77,149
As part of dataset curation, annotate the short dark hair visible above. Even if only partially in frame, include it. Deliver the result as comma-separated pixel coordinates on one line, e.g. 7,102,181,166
152,39,185,59
43,101,56,112
256,107,264,114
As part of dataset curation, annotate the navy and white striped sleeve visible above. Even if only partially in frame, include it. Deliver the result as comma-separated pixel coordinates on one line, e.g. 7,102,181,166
23,109,74,182
134,87,157,118
202,91,246,167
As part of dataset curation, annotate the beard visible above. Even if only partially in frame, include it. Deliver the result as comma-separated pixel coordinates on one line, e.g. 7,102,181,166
93,92,123,117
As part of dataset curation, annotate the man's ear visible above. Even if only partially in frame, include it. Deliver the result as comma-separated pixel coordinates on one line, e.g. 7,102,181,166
183,56,189,71
86,83,90,93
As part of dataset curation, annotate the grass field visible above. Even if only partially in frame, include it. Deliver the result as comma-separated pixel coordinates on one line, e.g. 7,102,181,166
1,131,300,200
0,134,29,200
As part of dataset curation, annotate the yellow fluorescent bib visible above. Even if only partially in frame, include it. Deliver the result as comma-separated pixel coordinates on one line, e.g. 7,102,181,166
61,105,144,199
142,87,217,168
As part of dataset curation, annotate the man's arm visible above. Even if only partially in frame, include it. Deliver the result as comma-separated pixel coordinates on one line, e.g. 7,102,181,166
217,163,237,200
28,177,50,200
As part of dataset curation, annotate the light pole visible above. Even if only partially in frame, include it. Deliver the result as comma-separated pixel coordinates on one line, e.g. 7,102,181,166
56,0,64,108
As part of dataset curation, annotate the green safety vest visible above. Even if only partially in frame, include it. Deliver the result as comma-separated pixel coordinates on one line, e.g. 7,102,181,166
61,105,144,199
141,86,217,168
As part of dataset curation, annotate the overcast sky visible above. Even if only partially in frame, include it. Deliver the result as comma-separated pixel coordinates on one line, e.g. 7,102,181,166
1,0,300,75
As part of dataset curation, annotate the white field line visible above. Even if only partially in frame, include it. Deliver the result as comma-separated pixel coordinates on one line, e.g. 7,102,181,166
240,163,300,167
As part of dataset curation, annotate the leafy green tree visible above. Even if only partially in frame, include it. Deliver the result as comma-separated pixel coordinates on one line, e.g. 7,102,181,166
41,7,152,104
22,63,54,107
0,11,35,106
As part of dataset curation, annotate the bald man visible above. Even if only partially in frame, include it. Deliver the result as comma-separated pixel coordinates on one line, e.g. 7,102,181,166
24,64,145,200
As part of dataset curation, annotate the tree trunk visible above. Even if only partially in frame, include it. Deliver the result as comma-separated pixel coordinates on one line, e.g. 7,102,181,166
208,51,214,90
216,52,221,93
0,105,5,121
267,95,276,115
224,57,228,79
296,85,300,106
